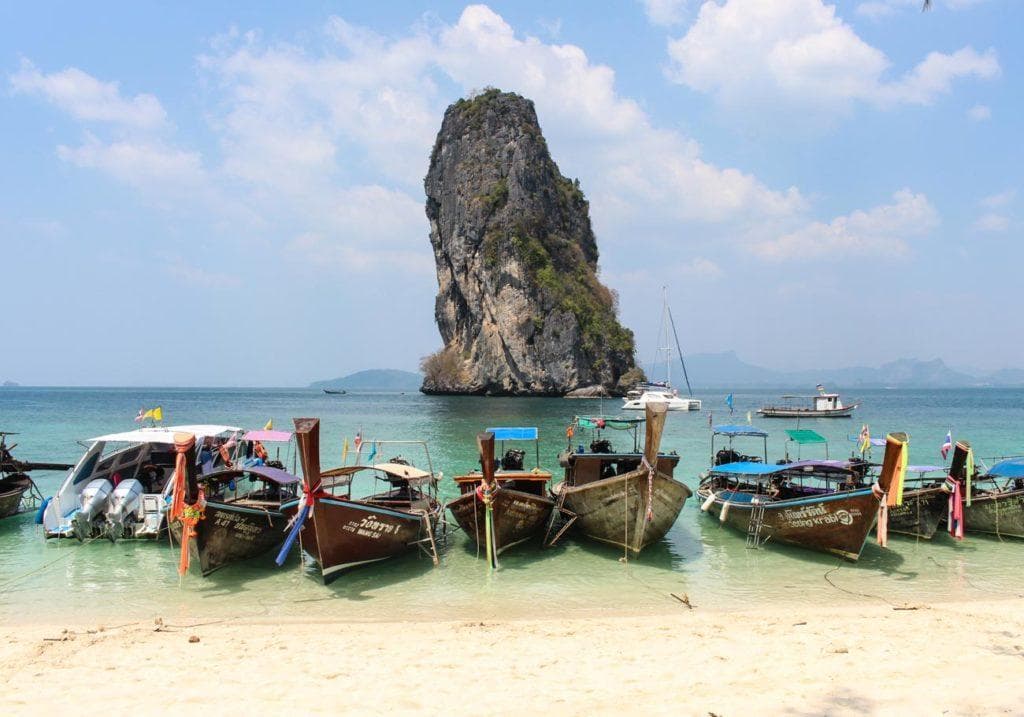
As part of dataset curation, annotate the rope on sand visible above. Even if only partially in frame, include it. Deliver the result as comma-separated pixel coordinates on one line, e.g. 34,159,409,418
823,561,908,608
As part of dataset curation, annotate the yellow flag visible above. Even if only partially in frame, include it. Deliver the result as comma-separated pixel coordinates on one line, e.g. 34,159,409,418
264,419,273,430
142,407,163,421
342,437,350,464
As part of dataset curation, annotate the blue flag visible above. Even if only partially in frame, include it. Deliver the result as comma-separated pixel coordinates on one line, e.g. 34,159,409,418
725,393,734,413
366,442,378,464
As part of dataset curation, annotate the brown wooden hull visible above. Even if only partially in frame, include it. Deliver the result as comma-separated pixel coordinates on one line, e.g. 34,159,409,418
0,475,31,519
697,485,880,561
303,497,440,584
447,488,554,555
886,486,948,539
555,472,691,553
961,489,1024,538
170,502,289,576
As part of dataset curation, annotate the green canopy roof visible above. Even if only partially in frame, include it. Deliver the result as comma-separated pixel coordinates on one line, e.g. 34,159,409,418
785,429,827,445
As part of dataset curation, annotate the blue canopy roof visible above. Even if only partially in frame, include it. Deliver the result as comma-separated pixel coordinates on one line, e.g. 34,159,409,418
486,427,539,441
988,458,1024,478
714,425,768,438
711,461,780,475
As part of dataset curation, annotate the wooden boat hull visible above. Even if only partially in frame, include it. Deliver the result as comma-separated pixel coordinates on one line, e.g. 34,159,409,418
302,498,439,583
170,502,289,576
555,473,691,553
447,488,554,555
887,486,948,539
757,404,858,418
961,489,1024,538
697,485,879,561
0,475,31,519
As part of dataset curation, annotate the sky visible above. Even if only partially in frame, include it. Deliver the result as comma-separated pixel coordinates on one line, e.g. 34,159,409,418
1,0,1020,386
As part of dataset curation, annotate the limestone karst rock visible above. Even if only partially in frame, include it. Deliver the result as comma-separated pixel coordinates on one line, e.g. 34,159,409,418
421,89,637,396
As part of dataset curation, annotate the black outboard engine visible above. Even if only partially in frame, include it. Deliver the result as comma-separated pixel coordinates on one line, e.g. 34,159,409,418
590,439,613,454
501,449,525,471
387,456,411,466
715,448,741,466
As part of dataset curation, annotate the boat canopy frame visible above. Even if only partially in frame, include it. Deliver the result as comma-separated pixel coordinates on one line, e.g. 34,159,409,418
570,416,645,453
711,425,768,465
486,426,542,470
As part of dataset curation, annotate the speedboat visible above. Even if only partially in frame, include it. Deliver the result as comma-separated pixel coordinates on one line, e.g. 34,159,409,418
41,425,242,540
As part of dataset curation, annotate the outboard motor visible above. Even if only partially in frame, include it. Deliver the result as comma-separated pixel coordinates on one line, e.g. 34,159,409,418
71,478,112,540
590,439,613,454
501,449,525,471
104,478,144,542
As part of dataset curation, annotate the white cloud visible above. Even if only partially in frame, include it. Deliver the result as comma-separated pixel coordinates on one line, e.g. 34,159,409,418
678,257,723,278
980,189,1015,209
166,258,242,288
57,135,205,190
641,0,690,26
967,103,991,121
10,60,167,129
859,0,988,17
667,0,999,115
753,189,938,261
15,5,938,278
972,213,1009,233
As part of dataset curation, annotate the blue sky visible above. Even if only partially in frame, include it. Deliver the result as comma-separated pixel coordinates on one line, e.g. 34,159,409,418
2,0,1020,386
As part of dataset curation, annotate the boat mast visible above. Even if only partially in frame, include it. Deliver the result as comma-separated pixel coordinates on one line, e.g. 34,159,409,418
664,288,693,397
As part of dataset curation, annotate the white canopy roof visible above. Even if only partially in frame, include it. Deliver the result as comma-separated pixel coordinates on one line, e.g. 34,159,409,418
87,425,242,444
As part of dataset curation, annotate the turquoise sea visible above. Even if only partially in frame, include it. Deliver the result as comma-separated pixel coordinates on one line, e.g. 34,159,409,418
2,387,1023,625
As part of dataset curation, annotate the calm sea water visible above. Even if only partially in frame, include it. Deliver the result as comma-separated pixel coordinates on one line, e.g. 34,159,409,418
2,386,1023,624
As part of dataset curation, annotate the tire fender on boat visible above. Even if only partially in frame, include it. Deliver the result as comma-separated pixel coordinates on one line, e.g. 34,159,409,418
34,496,52,524
700,491,717,512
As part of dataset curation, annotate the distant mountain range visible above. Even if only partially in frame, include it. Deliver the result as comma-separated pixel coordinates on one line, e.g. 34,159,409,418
654,351,1024,389
313,354,1024,392
310,369,421,391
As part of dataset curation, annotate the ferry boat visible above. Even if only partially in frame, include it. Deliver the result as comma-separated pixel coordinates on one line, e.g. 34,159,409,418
758,386,859,418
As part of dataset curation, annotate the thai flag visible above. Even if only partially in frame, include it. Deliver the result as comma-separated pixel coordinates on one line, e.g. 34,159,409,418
815,383,824,392
941,430,953,460
353,431,362,451
134,409,144,422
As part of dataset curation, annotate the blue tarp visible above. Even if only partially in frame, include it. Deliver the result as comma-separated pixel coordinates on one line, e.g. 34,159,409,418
711,461,780,475
988,458,1024,478
486,427,539,441
714,425,768,438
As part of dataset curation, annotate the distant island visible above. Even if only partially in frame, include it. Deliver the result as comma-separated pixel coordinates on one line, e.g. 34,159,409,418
654,351,1024,389
309,369,421,392
2,380,19,387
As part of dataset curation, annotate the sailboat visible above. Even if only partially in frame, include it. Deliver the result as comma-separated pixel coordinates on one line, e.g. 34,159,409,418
622,288,700,411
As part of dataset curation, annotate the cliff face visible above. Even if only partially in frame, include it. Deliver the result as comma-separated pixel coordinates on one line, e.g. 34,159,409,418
421,89,637,396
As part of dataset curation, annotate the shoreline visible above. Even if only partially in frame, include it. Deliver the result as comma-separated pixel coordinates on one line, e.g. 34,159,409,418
3,599,1022,715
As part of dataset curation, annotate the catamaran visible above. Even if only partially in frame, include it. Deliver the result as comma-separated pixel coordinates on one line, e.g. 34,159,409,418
41,425,242,540
622,288,700,411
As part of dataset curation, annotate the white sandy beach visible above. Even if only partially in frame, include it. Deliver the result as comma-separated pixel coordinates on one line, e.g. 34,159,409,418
2,599,1022,716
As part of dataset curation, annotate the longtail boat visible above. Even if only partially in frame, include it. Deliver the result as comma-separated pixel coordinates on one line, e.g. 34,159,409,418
547,402,690,554
1,431,70,519
950,442,1024,539
282,418,444,583
447,427,554,567
696,434,905,560
884,465,950,540
168,431,301,577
